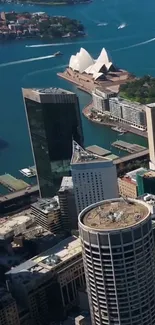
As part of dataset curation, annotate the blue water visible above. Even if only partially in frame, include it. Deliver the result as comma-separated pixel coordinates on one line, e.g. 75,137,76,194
0,0,153,180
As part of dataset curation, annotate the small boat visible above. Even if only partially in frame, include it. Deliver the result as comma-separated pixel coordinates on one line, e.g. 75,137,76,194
54,51,63,57
118,23,126,29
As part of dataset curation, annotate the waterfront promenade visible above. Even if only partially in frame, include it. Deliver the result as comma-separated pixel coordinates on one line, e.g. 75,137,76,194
83,102,148,138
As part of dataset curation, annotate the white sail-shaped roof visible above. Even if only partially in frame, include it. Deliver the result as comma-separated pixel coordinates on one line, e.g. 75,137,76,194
69,48,94,73
69,47,116,78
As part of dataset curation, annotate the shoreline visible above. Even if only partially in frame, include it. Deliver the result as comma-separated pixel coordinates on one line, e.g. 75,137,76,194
2,0,92,5
82,103,148,138
58,71,147,138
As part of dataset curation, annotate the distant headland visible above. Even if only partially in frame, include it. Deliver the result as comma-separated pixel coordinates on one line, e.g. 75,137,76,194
0,11,85,40
0,0,92,5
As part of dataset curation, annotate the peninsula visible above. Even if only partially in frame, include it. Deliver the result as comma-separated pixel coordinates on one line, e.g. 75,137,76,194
0,11,85,40
0,0,91,5
120,75,155,104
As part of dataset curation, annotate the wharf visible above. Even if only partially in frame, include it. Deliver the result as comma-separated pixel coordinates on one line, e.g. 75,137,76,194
0,174,29,192
112,140,147,153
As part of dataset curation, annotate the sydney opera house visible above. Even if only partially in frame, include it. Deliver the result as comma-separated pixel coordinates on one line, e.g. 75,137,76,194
69,47,116,81
58,47,131,94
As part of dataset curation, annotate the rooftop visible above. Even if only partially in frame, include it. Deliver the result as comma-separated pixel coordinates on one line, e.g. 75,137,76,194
0,211,33,239
71,141,110,164
110,97,146,111
126,167,147,182
31,196,60,214
81,198,149,230
143,170,155,178
32,87,73,95
59,176,73,192
6,236,82,281
86,145,111,157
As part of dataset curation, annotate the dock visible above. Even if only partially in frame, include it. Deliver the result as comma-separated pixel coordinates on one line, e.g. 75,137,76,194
0,174,29,192
112,140,147,153
86,145,111,157
20,166,36,178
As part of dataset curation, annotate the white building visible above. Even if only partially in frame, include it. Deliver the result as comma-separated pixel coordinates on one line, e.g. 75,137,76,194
92,88,116,113
71,141,119,214
69,47,116,80
109,97,146,128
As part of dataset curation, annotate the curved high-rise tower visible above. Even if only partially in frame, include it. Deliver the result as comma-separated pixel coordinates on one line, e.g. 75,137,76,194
79,198,155,325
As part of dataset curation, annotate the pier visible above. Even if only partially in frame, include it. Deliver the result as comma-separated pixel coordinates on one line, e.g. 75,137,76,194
112,140,147,153
0,174,29,192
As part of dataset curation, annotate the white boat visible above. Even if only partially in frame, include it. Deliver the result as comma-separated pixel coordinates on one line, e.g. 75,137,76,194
118,23,126,29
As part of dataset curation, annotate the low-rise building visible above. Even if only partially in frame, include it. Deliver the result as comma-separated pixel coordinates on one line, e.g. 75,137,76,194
118,167,147,198
0,288,20,325
6,236,84,324
31,197,61,233
58,177,77,232
118,176,137,198
0,210,34,244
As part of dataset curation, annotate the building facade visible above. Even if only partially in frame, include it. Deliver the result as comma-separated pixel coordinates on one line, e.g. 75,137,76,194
79,198,155,325
58,177,77,232
6,236,84,325
31,197,61,233
118,176,137,198
71,141,118,214
146,103,155,169
136,170,155,196
92,89,116,113
22,87,83,198
0,289,20,325
109,97,146,129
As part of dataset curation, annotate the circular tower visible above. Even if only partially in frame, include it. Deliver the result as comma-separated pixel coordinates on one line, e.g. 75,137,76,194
78,198,155,325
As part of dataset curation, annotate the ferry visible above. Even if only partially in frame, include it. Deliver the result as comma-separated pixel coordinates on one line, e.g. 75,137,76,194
118,23,126,29
111,126,127,134
54,51,63,57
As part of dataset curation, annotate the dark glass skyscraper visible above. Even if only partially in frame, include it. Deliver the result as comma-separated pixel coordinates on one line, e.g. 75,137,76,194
22,87,83,197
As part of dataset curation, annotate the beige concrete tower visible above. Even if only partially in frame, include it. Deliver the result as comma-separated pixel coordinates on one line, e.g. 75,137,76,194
79,198,155,325
146,104,155,169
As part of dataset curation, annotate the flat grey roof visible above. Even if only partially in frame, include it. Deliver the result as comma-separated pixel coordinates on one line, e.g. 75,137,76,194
59,177,73,192
86,145,111,157
32,87,74,95
82,199,149,230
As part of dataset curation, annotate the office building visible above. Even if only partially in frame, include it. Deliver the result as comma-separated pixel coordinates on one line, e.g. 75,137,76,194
6,236,85,324
31,197,61,233
58,177,77,232
146,103,155,169
22,87,83,197
109,97,146,129
79,198,155,325
71,141,118,214
136,169,155,196
0,288,20,325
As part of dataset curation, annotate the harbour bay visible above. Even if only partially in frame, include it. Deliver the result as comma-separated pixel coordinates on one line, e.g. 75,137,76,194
0,0,154,182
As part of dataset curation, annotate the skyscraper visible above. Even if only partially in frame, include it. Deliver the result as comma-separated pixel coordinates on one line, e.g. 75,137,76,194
22,88,83,197
71,141,118,214
146,103,155,169
79,198,155,325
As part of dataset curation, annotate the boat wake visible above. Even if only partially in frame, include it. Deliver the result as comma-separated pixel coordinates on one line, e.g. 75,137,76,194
0,54,55,67
26,42,72,48
114,37,155,51
97,22,108,27
118,23,126,29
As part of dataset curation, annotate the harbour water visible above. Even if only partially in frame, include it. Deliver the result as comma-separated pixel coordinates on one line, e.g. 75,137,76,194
1,0,154,180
